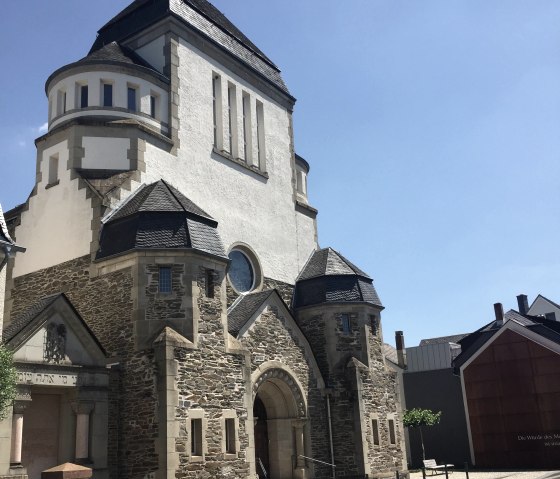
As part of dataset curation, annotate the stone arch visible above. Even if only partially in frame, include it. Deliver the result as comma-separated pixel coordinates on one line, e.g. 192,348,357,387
252,363,309,479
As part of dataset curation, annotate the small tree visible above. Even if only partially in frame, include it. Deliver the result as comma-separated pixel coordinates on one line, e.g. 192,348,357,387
402,408,441,461
0,344,17,419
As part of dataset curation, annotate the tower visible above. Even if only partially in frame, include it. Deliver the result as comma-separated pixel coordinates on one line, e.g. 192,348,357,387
0,2,406,479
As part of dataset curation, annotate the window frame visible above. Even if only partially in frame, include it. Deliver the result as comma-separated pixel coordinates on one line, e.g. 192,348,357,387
158,266,172,294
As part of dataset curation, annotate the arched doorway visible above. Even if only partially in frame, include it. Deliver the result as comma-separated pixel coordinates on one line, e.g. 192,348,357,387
253,369,308,479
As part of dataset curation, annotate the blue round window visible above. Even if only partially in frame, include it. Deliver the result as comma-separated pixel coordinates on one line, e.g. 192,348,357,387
228,250,255,293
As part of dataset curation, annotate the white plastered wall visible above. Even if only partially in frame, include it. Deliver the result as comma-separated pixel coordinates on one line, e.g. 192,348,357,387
48,71,168,126
527,296,560,320
139,39,317,284
82,137,131,170
13,141,93,278
136,35,166,74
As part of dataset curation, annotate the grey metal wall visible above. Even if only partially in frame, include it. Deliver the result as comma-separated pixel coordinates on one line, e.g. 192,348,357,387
402,368,471,469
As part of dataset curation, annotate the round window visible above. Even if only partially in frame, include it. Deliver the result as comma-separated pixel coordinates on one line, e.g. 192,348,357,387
228,250,255,293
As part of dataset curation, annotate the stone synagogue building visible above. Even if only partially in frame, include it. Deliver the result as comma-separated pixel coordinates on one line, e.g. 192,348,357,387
0,1,407,478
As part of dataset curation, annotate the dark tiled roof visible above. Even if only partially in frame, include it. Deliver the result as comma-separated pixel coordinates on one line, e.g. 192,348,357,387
90,0,290,96
78,41,158,71
298,248,371,281
2,294,62,343
108,180,214,222
97,180,226,259
227,290,275,336
453,309,560,370
419,333,468,346
293,247,382,309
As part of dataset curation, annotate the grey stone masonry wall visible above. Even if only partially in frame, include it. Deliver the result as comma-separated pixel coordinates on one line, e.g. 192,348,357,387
295,304,406,478
145,263,187,322
174,266,250,479
8,254,160,479
240,304,331,478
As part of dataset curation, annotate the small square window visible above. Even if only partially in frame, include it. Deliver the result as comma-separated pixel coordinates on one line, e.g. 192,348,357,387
159,267,172,293
191,418,203,456
225,418,236,454
341,314,351,335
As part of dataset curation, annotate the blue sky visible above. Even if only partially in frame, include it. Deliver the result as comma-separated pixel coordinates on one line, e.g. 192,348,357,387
1,1,559,347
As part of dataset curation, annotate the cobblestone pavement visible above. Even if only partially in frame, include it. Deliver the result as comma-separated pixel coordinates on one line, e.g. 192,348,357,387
410,469,560,479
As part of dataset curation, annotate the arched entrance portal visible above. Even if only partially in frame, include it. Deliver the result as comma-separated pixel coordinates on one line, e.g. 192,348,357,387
253,369,308,479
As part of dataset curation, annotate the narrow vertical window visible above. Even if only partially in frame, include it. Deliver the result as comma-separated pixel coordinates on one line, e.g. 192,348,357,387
205,270,215,299
227,83,238,157
372,419,380,446
225,418,236,454
127,86,138,111
102,82,113,107
341,314,351,335
256,100,265,169
150,94,157,119
388,419,396,445
242,92,252,163
159,267,172,293
57,90,66,115
212,74,222,149
191,418,203,456
48,155,59,186
80,85,88,108
370,315,378,336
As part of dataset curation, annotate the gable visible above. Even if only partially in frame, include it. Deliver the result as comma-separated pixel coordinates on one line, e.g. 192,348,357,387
234,291,325,390
528,295,560,320
5,294,106,368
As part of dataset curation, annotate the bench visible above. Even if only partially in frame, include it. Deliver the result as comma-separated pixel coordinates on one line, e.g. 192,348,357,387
423,459,454,475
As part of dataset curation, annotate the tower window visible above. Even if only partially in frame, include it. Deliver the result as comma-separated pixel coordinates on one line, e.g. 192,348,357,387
48,154,59,186
388,419,396,445
341,314,351,335
127,86,138,111
225,418,236,454
102,82,113,107
57,89,66,116
205,269,215,298
191,418,203,456
150,94,158,119
159,267,172,293
372,419,380,446
80,85,88,108
370,315,378,336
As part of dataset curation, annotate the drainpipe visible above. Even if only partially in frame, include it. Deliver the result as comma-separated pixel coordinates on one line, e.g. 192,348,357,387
326,391,336,479
0,244,11,272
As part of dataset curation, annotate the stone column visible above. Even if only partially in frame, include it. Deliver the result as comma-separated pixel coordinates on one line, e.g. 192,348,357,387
10,400,29,467
72,402,94,464
292,419,308,479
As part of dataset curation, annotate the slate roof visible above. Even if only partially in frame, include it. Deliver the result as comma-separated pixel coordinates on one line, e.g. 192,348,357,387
47,41,168,90
90,0,290,96
293,248,382,309
97,180,226,259
297,248,370,281
419,333,468,347
2,294,62,343
453,309,560,371
227,289,276,337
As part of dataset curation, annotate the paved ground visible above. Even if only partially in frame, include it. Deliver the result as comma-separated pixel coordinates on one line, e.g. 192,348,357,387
410,470,560,479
